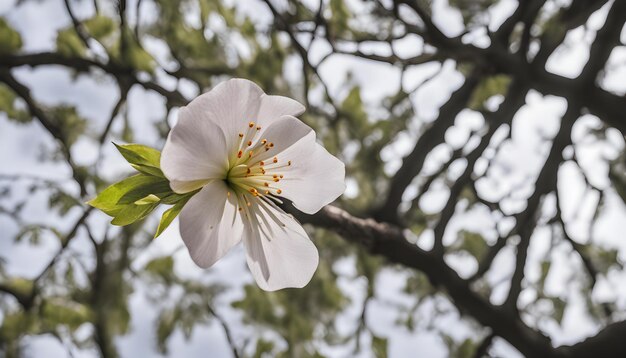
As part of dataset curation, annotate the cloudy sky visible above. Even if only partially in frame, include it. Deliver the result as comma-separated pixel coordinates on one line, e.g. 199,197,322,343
1,0,626,357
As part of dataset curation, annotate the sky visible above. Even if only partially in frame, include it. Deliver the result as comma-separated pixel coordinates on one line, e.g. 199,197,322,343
1,0,626,357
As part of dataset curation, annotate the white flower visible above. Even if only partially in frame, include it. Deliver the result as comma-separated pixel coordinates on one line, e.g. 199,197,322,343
160,78,345,291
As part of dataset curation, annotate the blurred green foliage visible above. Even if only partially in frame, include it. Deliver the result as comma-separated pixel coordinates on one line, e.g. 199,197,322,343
0,0,624,357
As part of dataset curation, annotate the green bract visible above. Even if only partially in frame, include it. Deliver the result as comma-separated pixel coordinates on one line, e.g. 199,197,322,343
87,143,197,238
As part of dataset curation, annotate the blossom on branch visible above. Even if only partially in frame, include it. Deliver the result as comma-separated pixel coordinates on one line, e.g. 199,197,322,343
161,78,345,291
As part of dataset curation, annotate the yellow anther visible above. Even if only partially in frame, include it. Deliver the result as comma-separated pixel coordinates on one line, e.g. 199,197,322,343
288,161,292,166
227,191,231,197
248,151,253,158
238,207,243,211
238,133,244,138
269,143,274,148
256,126,261,130
261,168,266,174
265,190,270,195
261,139,267,144
249,121,255,128
279,174,283,179
237,150,243,158
246,168,251,174
264,182,269,187
273,157,278,163
273,175,278,179
247,140,252,146
273,178,279,182
260,161,265,166
276,189,282,194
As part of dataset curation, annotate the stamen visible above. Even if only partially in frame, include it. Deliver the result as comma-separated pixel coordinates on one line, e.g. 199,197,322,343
247,140,252,146
276,189,282,194
273,157,278,163
238,133,244,138
248,121,255,128
288,161,292,166
237,150,243,158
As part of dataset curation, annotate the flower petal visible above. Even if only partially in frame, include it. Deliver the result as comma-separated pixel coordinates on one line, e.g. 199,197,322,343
182,78,265,152
179,181,243,268
278,142,345,214
161,108,229,193
257,95,305,123
259,118,345,214
254,115,313,162
243,204,319,291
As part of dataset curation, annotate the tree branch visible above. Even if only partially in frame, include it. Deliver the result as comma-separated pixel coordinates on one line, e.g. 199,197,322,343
375,70,482,224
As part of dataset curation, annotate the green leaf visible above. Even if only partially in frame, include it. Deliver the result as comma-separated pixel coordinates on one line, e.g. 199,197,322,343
42,300,92,331
468,74,511,110
48,106,87,146
583,245,622,275
538,260,551,294
114,143,164,177
154,194,193,238
549,297,567,325
451,230,488,261
114,143,161,167
110,201,159,226
87,174,162,216
131,163,164,177
144,256,175,285
0,17,23,54
0,83,30,123
56,28,85,57
83,15,115,40
372,335,388,358
116,179,171,205
134,194,161,205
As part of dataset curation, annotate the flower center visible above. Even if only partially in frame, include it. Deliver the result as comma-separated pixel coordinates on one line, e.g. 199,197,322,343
225,121,292,213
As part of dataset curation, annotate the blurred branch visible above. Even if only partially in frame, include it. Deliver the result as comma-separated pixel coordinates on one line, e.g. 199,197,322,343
0,52,188,106
553,187,613,318
406,147,463,216
0,69,88,197
98,83,130,145
34,208,93,284
472,332,494,358
207,303,241,358
556,320,626,358
432,81,527,254
63,0,92,50
502,105,575,313
493,0,545,44
291,205,559,357
375,70,482,224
